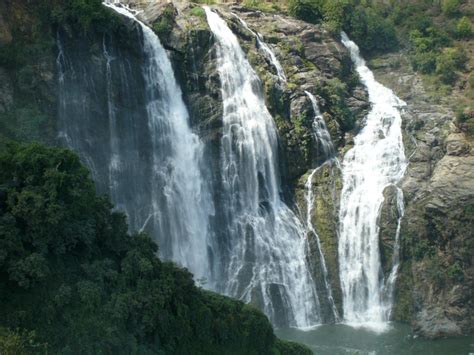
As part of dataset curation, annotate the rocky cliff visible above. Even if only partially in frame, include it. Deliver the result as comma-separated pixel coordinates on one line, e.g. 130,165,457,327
140,1,473,337
0,0,471,339
371,54,473,338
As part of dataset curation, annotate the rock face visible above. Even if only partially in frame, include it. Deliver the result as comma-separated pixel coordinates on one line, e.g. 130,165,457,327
371,54,474,338
295,162,343,318
150,4,368,319
0,0,471,337
0,0,57,145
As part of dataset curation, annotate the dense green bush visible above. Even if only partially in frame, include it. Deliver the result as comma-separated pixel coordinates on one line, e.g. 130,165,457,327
284,0,470,89
435,47,467,84
345,6,398,54
288,0,397,54
0,143,311,354
409,26,466,83
288,0,324,24
0,328,45,355
48,0,121,33
447,262,465,282
455,16,472,38
152,4,177,39
319,78,354,131
442,0,462,16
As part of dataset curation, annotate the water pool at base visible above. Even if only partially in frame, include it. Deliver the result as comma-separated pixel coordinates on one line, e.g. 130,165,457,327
276,323,474,354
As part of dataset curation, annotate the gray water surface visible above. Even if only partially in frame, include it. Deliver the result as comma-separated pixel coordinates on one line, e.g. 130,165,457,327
276,323,474,354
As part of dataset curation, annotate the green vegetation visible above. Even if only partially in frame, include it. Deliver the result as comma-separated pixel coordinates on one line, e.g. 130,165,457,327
152,4,177,39
193,0,217,4
283,0,472,126
0,327,45,355
49,0,122,33
319,78,355,131
442,0,463,16
243,0,283,12
447,262,465,282
455,16,472,38
0,143,311,354
287,0,397,54
190,6,206,18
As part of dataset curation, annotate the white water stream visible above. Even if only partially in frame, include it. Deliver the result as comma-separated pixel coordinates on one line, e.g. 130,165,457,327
232,13,287,82
339,32,407,330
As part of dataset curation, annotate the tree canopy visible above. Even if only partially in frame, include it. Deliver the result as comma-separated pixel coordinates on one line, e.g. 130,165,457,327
0,143,310,354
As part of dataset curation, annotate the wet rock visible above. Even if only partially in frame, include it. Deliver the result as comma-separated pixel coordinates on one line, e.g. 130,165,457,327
414,308,463,339
0,8,12,45
295,161,343,321
378,185,402,276
373,52,474,337
0,68,13,113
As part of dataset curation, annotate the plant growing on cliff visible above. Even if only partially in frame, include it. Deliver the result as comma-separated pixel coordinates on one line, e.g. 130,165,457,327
152,5,177,39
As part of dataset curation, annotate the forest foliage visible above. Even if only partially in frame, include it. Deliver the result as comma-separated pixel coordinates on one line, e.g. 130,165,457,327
274,0,472,88
0,143,311,354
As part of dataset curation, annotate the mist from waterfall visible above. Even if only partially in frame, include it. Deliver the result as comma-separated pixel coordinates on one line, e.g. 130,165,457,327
205,7,320,328
339,32,407,330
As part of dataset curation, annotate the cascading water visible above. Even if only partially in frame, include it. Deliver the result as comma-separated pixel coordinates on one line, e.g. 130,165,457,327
204,7,320,328
338,32,407,329
304,91,339,321
232,14,287,82
59,2,215,284
305,91,335,162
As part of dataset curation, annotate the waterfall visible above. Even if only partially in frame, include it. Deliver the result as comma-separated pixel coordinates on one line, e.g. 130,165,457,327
304,91,339,321
103,37,121,205
232,13,286,83
204,7,320,328
338,32,407,329
305,91,335,162
58,1,215,285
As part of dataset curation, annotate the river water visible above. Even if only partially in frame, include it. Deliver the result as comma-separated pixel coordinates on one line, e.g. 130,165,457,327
277,323,474,354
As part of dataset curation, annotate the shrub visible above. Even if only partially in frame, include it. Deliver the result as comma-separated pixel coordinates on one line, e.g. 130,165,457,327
49,0,121,33
426,257,446,288
447,262,464,282
435,47,467,84
442,0,462,16
408,26,452,74
0,328,45,355
322,0,352,34
455,16,472,39
190,6,205,18
410,51,437,73
413,239,435,260
152,5,176,39
288,0,325,24
320,78,354,130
